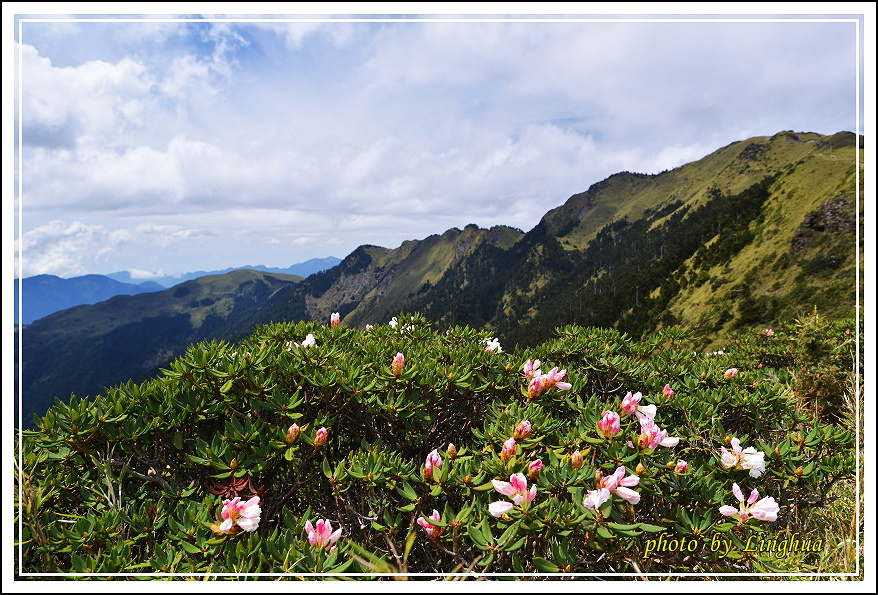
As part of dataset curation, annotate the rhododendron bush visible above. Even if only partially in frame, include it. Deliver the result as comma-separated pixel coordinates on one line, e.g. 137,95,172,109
16,313,858,577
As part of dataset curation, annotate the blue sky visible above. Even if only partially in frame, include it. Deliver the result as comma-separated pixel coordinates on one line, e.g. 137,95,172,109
8,5,869,280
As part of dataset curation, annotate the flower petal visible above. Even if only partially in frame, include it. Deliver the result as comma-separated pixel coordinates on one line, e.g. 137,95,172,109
488,501,515,517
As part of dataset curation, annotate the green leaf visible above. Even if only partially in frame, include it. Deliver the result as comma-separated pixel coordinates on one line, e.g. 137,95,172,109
472,482,496,491
607,522,640,531
637,523,667,533
220,379,234,394
180,541,202,554
504,536,527,552
467,525,489,548
533,557,560,573
395,482,418,501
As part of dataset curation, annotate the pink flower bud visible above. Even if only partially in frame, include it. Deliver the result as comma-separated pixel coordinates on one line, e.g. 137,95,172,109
391,352,405,377
724,368,739,379
417,509,443,539
513,420,532,440
314,426,328,448
330,312,340,327
662,384,675,399
286,423,301,445
571,450,584,470
597,410,621,438
500,437,517,462
528,459,544,479
674,459,688,473
423,449,442,482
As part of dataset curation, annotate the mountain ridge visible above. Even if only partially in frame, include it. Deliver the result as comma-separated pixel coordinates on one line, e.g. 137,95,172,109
17,130,861,426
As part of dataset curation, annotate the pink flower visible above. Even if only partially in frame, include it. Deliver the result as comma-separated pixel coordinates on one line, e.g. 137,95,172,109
674,459,688,473
720,437,766,478
391,352,405,377
597,410,621,438
545,367,572,390
314,426,328,448
634,404,657,422
525,363,572,398
528,459,544,479
764,328,774,336
662,384,675,398
636,417,679,450
620,391,643,416
417,509,443,539
489,473,537,515
365,324,374,330
330,312,340,327
583,487,611,511
423,448,443,481
719,483,779,523
217,496,261,534
500,437,517,462
305,519,343,550
724,368,739,379
488,500,515,517
513,420,532,440
523,359,542,380
620,391,657,420
597,466,641,504
527,375,548,399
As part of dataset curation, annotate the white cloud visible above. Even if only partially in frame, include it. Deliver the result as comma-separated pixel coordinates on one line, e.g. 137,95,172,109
14,220,213,277
14,17,861,278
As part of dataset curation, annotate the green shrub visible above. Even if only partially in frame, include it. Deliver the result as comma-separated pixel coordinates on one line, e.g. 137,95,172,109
16,313,857,577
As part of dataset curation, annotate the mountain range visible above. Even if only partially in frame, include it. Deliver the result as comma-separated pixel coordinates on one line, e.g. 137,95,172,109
16,130,861,426
14,257,343,325
14,274,164,325
104,256,342,288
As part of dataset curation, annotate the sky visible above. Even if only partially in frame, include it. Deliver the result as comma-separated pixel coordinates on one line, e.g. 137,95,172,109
7,4,870,280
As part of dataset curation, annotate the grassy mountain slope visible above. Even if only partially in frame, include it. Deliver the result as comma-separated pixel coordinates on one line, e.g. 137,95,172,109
16,270,303,425
268,224,525,328
400,130,860,345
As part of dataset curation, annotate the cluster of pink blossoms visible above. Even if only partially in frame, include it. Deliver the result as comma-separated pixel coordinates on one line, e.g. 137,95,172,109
305,519,342,550
214,495,261,534
489,473,537,517
584,466,640,510
719,483,779,523
720,437,767,478
601,389,679,452
523,359,572,399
